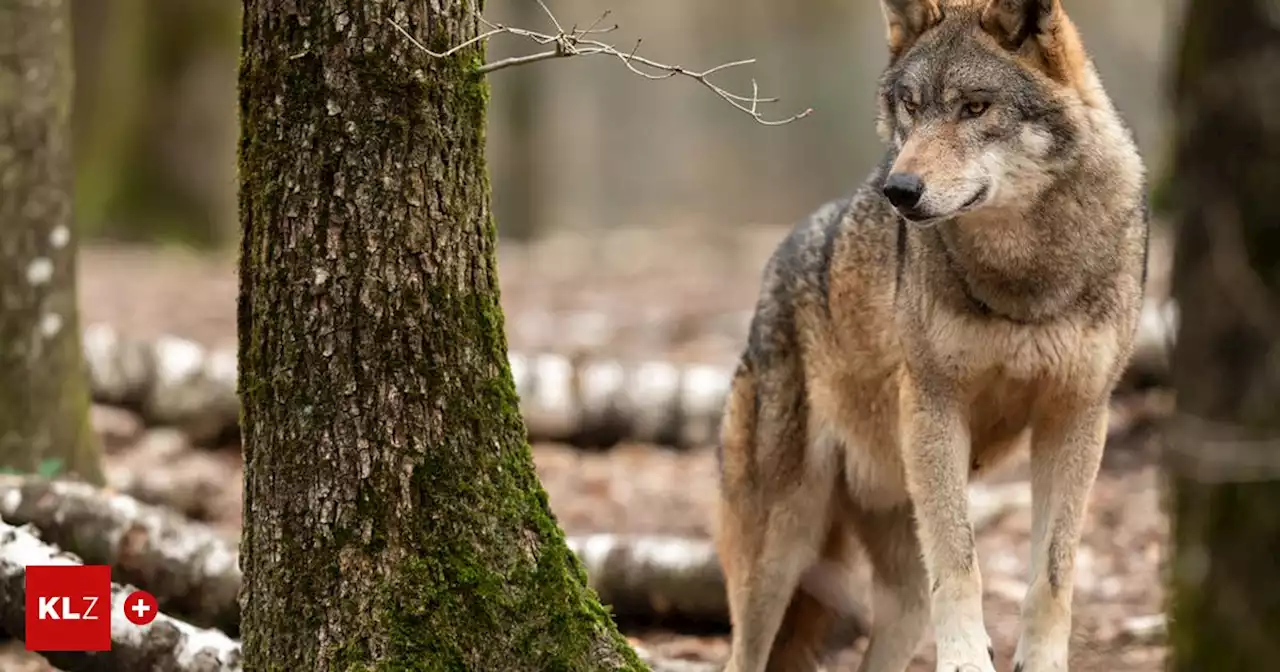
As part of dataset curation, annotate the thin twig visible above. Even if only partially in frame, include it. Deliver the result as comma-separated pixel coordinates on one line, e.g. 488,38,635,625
388,3,812,126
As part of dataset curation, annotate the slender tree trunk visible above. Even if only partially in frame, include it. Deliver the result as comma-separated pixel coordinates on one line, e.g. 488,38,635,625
237,1,645,668
0,0,103,484
1166,0,1280,668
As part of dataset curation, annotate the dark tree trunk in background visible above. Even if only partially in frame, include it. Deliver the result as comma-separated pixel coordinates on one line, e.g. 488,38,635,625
70,0,239,248
236,1,645,668
0,0,104,484
1166,0,1280,668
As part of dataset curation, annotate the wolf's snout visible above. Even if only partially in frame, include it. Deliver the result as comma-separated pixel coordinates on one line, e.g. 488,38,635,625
883,173,925,210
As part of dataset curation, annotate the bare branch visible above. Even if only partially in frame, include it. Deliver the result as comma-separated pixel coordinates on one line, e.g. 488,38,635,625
389,3,813,126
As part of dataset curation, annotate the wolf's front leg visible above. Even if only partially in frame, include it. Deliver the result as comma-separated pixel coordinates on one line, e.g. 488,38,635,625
1013,403,1108,672
900,379,995,672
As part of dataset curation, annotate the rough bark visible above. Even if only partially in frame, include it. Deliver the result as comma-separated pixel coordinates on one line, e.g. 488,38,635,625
0,0,103,484
1165,0,1280,668
0,474,241,635
0,519,241,672
237,1,645,669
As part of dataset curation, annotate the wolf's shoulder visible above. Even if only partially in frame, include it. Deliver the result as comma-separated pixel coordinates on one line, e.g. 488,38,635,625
763,171,897,288
743,171,899,365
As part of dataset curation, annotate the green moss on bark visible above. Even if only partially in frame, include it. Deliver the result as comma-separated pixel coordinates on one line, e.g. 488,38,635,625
237,2,644,669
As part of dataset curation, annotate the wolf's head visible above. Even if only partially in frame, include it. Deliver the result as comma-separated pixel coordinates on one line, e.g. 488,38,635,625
875,0,1107,225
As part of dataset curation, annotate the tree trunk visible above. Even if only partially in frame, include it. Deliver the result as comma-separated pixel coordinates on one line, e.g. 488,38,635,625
1166,0,1280,668
236,1,645,669
0,0,103,484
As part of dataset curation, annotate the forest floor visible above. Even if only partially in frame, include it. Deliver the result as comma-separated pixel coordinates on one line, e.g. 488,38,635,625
2,226,1173,671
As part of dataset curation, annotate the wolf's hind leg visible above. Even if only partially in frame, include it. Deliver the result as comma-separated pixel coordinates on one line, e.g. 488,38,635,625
717,369,840,672
767,524,860,671
852,503,931,672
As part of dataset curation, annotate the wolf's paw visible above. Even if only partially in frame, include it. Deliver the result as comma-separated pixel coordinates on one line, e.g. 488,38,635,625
933,598,995,672
1011,656,1066,672
937,664,996,672
1012,634,1068,671
935,641,996,672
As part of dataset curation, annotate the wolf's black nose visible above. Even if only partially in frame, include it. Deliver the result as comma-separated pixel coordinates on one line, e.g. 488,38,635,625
883,173,925,209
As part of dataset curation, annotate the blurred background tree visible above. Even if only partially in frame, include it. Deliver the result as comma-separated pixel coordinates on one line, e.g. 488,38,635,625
0,0,103,484
1165,0,1280,668
70,0,239,248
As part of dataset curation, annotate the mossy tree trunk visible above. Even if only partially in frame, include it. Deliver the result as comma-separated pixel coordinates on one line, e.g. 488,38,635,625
0,0,103,485
237,1,645,669
1166,0,1280,668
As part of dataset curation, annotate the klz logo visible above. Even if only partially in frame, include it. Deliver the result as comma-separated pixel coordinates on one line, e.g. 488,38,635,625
38,596,101,620
25,565,111,652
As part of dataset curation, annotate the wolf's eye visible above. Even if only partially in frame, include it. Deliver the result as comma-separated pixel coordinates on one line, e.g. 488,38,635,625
898,91,918,115
962,100,990,119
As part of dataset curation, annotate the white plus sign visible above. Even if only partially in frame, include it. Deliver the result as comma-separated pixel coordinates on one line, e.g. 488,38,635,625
130,598,151,619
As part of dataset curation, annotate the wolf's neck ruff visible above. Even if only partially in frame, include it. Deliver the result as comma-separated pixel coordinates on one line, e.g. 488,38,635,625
910,185,1120,325
932,225,1032,323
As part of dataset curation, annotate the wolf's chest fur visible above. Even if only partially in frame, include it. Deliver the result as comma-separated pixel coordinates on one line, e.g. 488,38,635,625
801,193,1136,511
812,304,1120,511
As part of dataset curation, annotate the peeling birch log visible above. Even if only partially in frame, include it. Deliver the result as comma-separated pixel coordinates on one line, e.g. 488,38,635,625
567,534,740,627
0,520,242,672
81,321,731,448
83,324,239,446
0,475,241,636
81,306,1176,449
1120,298,1179,389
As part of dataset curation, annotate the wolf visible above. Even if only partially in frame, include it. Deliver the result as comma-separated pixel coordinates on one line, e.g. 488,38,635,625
713,1,1148,671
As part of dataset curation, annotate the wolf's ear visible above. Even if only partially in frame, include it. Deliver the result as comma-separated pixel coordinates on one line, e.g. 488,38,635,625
980,0,1083,84
880,0,942,63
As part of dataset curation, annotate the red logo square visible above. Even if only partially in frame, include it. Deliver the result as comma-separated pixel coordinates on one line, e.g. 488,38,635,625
24,565,111,652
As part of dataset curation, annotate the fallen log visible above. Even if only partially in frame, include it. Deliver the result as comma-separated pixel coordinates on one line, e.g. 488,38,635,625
81,306,1177,449
102,429,240,523
567,534,748,628
83,324,240,447
0,475,241,636
0,518,713,672
0,519,242,672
